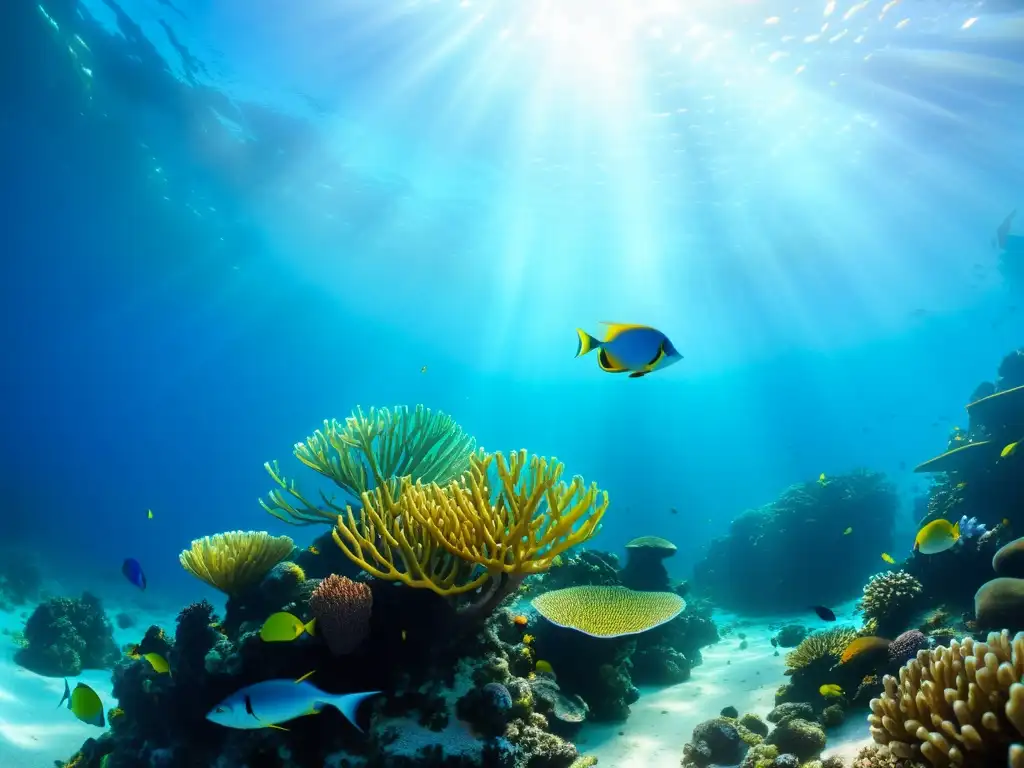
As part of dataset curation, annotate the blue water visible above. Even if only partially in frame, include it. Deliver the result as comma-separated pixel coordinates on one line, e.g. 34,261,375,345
2,0,1022,608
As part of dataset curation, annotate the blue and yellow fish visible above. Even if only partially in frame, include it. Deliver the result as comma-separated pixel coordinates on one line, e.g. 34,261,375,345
575,323,682,378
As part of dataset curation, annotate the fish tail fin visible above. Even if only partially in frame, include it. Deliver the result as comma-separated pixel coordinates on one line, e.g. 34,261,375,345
575,329,600,358
953,521,961,538
303,618,317,637
58,679,70,709
320,690,381,732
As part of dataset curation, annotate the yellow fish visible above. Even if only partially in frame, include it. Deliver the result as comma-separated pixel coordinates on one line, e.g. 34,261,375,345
1003,519,1012,527
881,553,895,564
818,473,827,486
143,653,170,674
259,612,316,642
843,527,852,535
147,509,153,519
307,545,319,555
401,629,407,642
575,323,683,379
1002,441,1019,458
535,660,555,676
914,518,960,555
819,683,843,698
59,680,105,727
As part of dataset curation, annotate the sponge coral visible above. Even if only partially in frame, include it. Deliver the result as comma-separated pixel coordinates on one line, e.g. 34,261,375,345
868,630,1024,767
532,586,685,638
785,627,860,670
179,531,294,596
858,570,922,629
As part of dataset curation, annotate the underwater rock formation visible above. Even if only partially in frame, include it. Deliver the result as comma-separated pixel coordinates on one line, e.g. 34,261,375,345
0,549,42,606
15,592,119,676
693,470,898,612
620,536,677,592
765,718,826,761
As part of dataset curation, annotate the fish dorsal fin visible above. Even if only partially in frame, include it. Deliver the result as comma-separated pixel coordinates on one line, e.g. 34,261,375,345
598,322,649,342
597,349,629,373
295,670,316,684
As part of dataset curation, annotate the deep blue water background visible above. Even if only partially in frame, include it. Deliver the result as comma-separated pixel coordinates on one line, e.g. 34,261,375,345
1,0,1022,610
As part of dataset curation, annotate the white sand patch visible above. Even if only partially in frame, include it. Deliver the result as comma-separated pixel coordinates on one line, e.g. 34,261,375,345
579,610,876,767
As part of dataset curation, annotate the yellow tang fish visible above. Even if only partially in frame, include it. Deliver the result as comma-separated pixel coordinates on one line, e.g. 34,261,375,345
840,636,890,664
819,683,843,698
260,612,317,643
843,527,852,535
881,552,895,564
535,660,556,676
147,509,153,519
1002,441,1019,458
575,323,683,379
143,653,170,674
818,473,828,486
914,518,960,555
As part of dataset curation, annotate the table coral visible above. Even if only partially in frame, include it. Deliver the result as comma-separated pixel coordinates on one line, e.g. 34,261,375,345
532,585,684,638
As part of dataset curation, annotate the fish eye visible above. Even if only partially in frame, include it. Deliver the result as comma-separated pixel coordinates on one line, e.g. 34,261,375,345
214,707,226,713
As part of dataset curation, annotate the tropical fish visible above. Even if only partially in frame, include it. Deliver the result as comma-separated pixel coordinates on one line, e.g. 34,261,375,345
535,660,555,676
121,558,146,591
142,653,170,674
307,545,319,555
818,473,828,486
574,323,682,378
1002,441,1019,458
59,680,105,727
260,612,316,643
843,527,853,535
205,673,380,732
147,509,153,519
840,636,890,664
420,366,427,374
915,519,960,555
811,605,836,622
819,684,843,698
881,553,895,564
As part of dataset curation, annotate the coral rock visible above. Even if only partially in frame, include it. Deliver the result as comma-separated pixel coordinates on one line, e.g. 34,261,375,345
993,537,1024,579
887,630,927,664
766,718,826,761
309,574,373,655
974,577,1024,629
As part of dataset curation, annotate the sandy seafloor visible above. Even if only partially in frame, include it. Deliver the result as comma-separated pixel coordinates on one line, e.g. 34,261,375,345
0,601,874,768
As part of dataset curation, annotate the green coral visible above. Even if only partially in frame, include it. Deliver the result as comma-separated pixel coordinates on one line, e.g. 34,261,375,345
261,404,476,525
784,626,859,670
739,743,778,768
739,713,769,737
766,717,827,760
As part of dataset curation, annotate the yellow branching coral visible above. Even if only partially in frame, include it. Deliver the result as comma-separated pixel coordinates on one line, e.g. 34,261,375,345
785,627,860,670
261,405,476,525
331,449,608,596
179,531,294,596
869,630,1024,768
532,585,685,637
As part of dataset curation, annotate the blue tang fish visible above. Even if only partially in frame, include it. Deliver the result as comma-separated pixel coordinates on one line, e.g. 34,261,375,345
575,323,682,378
206,672,380,732
121,558,146,590
59,679,105,727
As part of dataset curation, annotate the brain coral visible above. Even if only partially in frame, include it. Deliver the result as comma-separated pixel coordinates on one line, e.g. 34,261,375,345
531,585,685,638
868,630,1024,767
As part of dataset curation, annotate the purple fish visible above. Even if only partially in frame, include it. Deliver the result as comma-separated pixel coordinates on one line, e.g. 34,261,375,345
121,558,147,590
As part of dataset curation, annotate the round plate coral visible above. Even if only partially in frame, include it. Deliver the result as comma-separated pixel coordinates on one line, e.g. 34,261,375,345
531,585,686,638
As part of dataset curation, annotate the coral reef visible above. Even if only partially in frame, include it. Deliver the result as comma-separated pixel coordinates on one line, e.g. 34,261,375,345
620,536,676,592
693,470,898,612
15,592,119,676
179,531,295,596
309,574,373,655
774,626,808,648
868,630,1024,767
887,630,927,665
262,404,477,524
858,571,923,634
